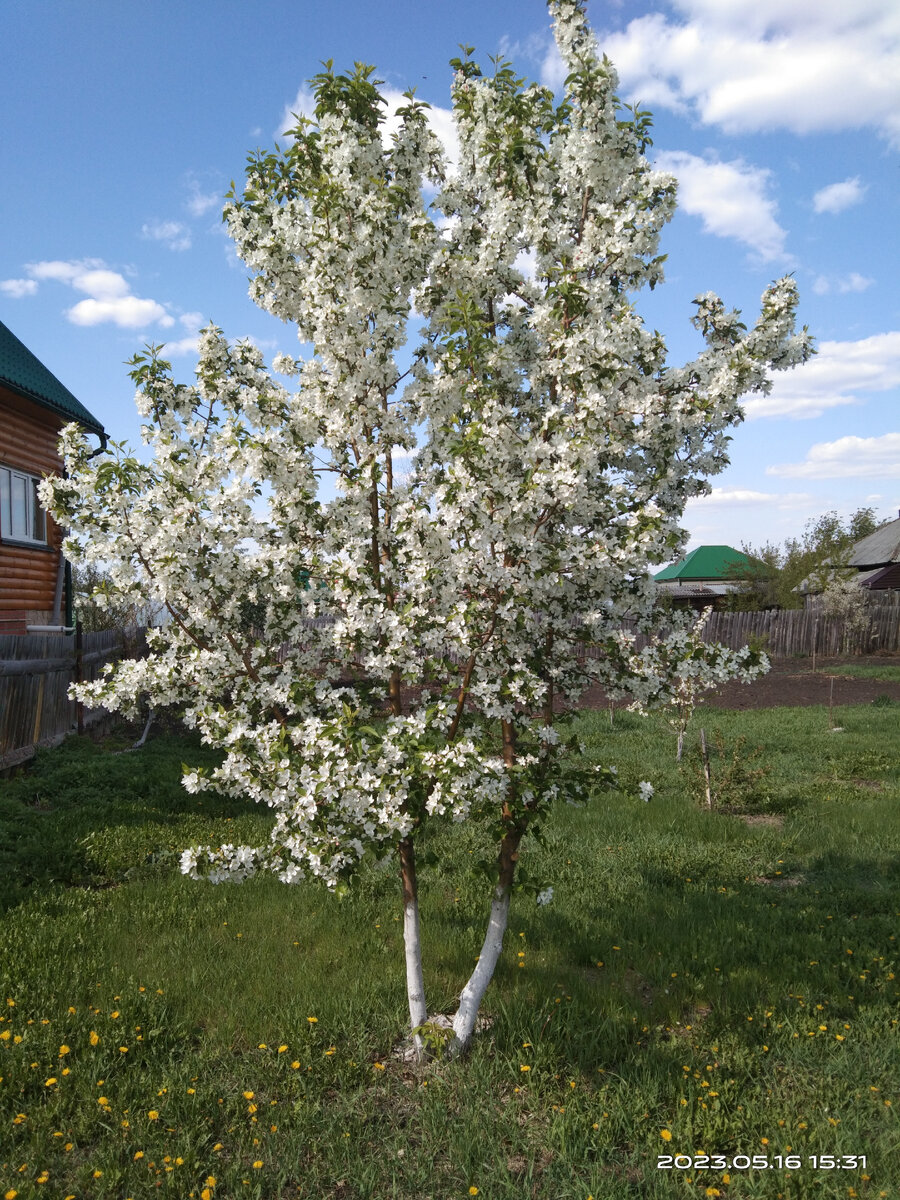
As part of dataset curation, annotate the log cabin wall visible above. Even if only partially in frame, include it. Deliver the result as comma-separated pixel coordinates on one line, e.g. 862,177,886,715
0,384,65,620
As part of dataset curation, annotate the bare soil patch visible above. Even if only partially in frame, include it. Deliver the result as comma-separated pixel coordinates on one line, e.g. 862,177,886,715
574,655,900,712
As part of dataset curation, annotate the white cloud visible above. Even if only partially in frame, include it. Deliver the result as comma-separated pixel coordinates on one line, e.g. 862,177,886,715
24,258,172,329
687,488,813,508
767,432,900,478
812,272,874,295
654,151,787,260
745,331,900,419
185,175,221,218
0,278,38,297
141,219,192,251
813,177,867,214
161,312,206,356
68,297,172,328
550,1,900,144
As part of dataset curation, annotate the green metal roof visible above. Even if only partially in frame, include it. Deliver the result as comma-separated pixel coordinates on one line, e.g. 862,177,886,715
0,318,105,436
654,545,766,581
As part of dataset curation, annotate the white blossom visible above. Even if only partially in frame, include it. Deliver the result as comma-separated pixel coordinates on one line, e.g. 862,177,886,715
42,0,810,1053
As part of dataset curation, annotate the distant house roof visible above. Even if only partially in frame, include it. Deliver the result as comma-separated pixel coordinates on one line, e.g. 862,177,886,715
847,516,900,569
0,318,104,436
654,545,766,582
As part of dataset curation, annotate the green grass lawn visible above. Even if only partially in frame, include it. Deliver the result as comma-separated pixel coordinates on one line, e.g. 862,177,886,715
1,704,897,1199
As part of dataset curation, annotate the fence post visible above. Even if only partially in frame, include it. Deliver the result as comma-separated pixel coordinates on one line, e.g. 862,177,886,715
74,619,84,736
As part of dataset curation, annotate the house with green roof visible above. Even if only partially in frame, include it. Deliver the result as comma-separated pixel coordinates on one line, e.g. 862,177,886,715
0,318,105,631
653,545,770,610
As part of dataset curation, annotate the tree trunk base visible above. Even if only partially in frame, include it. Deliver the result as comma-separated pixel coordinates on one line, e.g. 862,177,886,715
389,1012,495,1064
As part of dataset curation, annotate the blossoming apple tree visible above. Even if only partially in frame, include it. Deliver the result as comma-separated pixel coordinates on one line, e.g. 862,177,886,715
43,0,812,1058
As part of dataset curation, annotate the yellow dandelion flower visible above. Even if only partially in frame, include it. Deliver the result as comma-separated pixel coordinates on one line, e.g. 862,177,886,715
248,1103,258,1114
201,1192,213,1200
205,1175,217,1186
291,1061,300,1069
5,1190,18,1199
92,1171,103,1179
252,1160,263,1169
110,1011,119,1019
59,1045,70,1056
373,1062,385,1070
148,1110,159,1120
187,1087,196,1094
134,1151,144,1160
89,1031,100,1046
278,1044,288,1053
469,1189,479,1196
660,1129,672,1141
45,1078,57,1087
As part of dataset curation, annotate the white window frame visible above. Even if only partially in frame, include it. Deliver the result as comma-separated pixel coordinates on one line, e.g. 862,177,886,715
0,465,48,545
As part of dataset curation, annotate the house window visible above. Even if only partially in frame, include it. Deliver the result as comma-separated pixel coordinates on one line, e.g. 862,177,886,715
0,466,48,545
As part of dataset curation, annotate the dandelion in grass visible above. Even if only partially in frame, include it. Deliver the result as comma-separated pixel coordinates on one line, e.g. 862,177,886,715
58,1045,69,1057
660,1129,672,1141
469,1189,479,1196
89,1031,100,1046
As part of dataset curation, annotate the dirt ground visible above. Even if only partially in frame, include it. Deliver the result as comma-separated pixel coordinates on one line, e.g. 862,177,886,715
575,655,900,712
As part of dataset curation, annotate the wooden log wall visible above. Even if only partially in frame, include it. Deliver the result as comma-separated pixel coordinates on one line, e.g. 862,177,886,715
0,386,65,617
0,626,147,769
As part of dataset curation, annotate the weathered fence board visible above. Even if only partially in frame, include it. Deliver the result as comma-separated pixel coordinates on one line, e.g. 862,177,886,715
0,626,147,769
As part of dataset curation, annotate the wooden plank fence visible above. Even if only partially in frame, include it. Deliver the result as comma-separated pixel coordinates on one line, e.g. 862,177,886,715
0,625,147,770
1,600,895,770
698,604,899,658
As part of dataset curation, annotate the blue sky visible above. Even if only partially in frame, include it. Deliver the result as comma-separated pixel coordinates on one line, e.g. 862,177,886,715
2,0,898,557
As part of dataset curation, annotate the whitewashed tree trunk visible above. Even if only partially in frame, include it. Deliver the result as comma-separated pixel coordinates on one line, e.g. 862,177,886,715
398,837,427,1060
403,894,428,1060
450,885,512,1055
